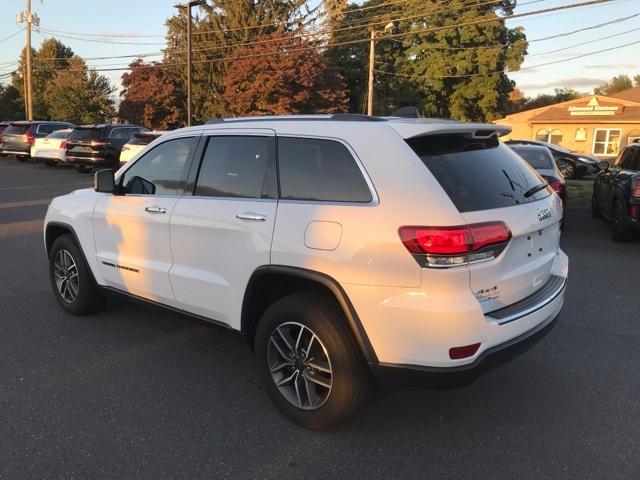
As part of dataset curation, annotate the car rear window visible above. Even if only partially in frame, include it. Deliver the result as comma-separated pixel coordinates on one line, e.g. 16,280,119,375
128,134,159,146
406,135,550,212
510,147,555,170
5,124,30,135
47,130,70,139
68,127,103,142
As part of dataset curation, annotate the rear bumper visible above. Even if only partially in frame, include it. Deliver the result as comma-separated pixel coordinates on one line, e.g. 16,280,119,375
66,155,110,167
2,146,30,156
344,249,568,370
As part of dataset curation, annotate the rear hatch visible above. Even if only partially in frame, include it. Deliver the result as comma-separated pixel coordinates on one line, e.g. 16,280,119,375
2,123,32,151
66,126,106,159
405,131,563,313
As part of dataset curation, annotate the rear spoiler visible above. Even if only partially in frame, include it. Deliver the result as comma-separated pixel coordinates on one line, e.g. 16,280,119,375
387,121,511,139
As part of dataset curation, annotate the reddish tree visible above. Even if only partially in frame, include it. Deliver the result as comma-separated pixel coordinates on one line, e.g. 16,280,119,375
223,35,349,116
119,60,185,129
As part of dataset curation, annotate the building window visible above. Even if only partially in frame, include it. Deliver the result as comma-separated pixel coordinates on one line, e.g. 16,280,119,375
534,129,563,145
593,129,621,156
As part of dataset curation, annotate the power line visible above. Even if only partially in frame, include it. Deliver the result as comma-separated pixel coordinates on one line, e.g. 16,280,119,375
529,23,640,55
373,36,640,79
31,0,617,74
0,28,25,44
529,10,640,42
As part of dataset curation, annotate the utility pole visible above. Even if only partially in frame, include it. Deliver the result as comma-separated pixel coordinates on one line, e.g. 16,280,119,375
366,23,396,117
367,30,375,116
17,0,39,121
174,0,206,127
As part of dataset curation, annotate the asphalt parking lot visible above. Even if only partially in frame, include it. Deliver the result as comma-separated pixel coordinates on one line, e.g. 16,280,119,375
1,158,639,479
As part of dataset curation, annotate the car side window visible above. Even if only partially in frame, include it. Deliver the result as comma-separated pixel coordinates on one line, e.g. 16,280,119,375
110,128,136,140
38,124,52,134
629,149,640,171
194,136,273,198
120,137,196,196
277,137,372,202
617,149,634,170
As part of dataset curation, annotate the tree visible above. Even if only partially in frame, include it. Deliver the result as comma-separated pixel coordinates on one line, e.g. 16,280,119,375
12,38,74,119
635,74,640,87
0,84,24,120
43,58,115,124
594,75,633,96
522,87,583,110
163,0,312,121
119,60,184,129
223,35,349,115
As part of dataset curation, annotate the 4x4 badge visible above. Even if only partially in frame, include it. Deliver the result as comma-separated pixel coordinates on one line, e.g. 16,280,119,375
537,208,551,221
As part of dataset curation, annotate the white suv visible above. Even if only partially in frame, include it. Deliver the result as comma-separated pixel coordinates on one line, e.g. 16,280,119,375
44,115,568,429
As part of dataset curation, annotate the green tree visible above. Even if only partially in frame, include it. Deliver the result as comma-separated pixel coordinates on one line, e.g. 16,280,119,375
12,38,74,119
163,0,312,121
594,75,633,96
119,60,185,129
223,34,349,115
522,87,583,111
0,84,24,120
43,58,115,124
634,74,640,87
400,0,527,121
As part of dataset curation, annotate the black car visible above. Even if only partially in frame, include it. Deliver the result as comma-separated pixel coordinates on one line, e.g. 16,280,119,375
509,144,567,205
65,124,148,172
505,139,601,179
1,121,75,160
592,143,640,241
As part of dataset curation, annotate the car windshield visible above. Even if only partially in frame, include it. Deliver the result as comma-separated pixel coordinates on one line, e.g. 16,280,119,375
5,124,30,135
511,147,555,170
407,134,550,212
68,127,102,142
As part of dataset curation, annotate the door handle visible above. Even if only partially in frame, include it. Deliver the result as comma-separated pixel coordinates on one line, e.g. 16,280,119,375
236,212,267,222
145,206,167,214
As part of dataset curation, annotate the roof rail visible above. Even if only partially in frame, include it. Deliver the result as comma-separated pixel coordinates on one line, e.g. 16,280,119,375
205,114,387,124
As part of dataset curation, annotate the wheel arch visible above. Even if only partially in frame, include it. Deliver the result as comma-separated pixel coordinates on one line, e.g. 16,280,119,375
45,221,99,285
241,265,378,363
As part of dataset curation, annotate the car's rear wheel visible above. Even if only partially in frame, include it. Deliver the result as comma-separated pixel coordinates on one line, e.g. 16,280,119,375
44,159,57,167
611,201,632,242
75,165,92,173
255,293,371,430
16,156,27,162
49,234,105,315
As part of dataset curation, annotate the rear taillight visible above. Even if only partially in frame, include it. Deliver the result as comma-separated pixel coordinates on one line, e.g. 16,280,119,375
632,177,640,199
91,140,108,146
26,131,35,145
399,221,511,267
548,179,564,194
60,140,67,150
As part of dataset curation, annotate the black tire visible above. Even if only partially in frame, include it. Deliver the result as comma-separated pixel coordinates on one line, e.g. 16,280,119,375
611,201,632,242
48,234,105,315
591,192,601,218
16,156,27,162
44,159,57,167
254,292,371,430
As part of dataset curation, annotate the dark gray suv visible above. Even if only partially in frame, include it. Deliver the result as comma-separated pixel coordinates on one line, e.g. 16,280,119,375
1,121,75,160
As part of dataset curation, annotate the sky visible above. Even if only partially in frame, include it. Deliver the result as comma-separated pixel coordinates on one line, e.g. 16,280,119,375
0,0,638,99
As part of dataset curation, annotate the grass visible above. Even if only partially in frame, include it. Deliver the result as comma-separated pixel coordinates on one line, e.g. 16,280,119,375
566,179,593,208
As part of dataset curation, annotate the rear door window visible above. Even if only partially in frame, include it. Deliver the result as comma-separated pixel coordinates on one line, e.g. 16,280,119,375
5,124,30,135
277,137,372,202
406,135,550,213
194,136,274,198
110,128,136,140
512,148,554,170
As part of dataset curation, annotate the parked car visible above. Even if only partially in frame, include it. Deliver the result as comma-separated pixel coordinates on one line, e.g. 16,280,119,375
31,128,74,166
509,144,567,205
119,131,167,165
505,139,601,179
44,115,567,429
592,143,640,241
1,121,75,160
0,121,10,157
65,124,148,172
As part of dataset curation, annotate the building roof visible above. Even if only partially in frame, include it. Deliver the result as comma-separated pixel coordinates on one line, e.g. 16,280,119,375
610,86,640,103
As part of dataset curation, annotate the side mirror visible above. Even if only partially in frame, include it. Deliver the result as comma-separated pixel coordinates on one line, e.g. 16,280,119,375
597,161,610,171
94,169,115,193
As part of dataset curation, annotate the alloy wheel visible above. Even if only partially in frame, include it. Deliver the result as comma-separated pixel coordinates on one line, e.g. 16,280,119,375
267,322,333,410
53,249,79,303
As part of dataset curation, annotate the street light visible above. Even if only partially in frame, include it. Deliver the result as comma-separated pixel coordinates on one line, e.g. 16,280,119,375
174,0,206,126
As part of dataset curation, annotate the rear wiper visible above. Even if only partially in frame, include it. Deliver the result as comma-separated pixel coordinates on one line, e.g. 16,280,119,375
523,182,548,198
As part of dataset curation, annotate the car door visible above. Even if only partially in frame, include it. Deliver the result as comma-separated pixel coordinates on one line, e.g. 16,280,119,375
169,129,277,327
93,134,200,306
599,148,631,216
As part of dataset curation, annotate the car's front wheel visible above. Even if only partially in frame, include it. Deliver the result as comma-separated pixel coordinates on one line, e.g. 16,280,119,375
255,293,371,430
49,234,105,315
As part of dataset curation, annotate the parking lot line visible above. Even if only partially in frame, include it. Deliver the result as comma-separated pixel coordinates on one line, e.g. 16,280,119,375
0,219,44,238
0,199,52,209
0,182,89,192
